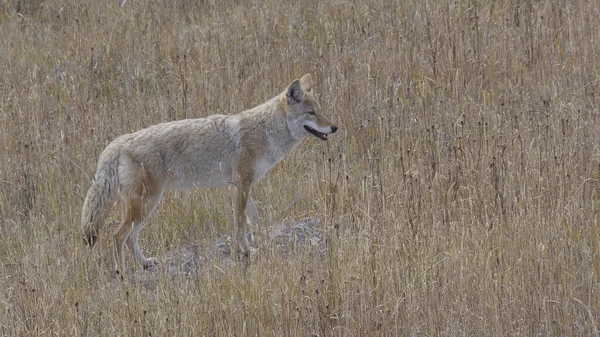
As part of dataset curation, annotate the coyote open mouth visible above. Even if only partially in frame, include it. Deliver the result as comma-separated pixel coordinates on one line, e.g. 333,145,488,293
304,125,329,140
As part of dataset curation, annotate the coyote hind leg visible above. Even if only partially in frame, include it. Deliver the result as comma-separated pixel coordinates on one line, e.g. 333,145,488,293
113,187,164,274
113,197,140,275
127,189,164,269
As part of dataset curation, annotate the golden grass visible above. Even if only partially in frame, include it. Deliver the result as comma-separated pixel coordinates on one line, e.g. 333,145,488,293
1,0,600,335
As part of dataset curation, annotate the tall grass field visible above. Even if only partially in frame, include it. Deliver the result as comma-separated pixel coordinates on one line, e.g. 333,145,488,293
1,0,600,335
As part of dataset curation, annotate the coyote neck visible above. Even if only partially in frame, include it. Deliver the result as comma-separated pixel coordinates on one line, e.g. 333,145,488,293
239,97,303,180
262,105,302,154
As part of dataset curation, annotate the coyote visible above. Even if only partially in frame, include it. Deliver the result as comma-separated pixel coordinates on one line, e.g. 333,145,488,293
81,74,338,273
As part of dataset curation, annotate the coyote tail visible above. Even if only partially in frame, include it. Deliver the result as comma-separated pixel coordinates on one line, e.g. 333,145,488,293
81,145,120,246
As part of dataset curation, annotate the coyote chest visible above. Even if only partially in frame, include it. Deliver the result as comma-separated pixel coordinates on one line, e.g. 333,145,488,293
253,147,289,181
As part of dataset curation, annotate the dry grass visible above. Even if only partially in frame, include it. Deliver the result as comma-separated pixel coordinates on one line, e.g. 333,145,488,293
1,0,600,335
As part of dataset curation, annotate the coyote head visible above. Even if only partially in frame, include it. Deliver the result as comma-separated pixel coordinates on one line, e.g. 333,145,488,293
285,74,338,141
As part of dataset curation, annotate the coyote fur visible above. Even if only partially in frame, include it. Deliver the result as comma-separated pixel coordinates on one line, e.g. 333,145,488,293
81,74,338,273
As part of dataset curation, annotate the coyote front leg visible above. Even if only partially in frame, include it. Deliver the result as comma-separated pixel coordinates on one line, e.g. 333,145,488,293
235,181,252,262
246,194,260,246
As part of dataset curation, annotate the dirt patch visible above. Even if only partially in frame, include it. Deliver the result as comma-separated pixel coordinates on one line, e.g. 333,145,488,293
131,217,324,284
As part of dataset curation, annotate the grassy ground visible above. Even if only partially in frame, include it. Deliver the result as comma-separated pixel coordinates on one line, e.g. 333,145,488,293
1,0,600,335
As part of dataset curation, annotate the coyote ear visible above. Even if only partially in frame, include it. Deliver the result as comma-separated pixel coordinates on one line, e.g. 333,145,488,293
286,79,304,104
300,73,313,92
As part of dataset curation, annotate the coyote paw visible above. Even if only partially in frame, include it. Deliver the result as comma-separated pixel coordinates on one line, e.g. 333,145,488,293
248,246,257,255
142,257,159,270
247,232,256,247
115,268,125,281
234,245,250,262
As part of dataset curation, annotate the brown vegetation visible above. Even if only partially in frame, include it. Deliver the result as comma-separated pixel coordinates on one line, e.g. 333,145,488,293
1,0,600,335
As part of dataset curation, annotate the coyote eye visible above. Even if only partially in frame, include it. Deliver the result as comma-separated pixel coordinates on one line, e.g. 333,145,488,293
306,111,316,115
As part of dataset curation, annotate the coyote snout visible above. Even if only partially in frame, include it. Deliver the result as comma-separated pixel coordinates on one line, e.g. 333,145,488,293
80,74,338,274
